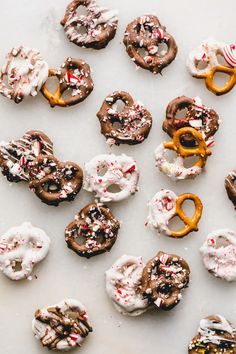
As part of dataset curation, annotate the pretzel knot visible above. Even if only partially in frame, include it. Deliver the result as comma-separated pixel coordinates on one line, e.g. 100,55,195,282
41,57,94,107
147,189,203,238
141,251,190,310
123,15,177,74
29,155,83,206
155,127,212,181
187,38,236,95
65,203,120,258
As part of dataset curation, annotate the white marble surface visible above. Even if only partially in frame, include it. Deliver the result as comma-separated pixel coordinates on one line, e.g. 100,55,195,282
0,1,236,353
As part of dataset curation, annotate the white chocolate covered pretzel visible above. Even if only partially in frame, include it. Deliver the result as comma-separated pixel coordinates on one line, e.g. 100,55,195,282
0,46,48,103
32,298,92,351
0,222,50,280
105,255,149,316
200,229,236,282
83,154,139,202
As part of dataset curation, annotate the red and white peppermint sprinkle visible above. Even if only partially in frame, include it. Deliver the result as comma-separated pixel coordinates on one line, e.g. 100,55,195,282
19,156,26,166
157,28,164,39
32,141,41,157
122,164,136,174
69,334,79,341
160,253,169,264
66,72,81,84
154,298,164,307
223,44,236,68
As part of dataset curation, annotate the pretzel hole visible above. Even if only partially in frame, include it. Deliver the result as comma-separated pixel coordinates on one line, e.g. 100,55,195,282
107,184,121,193
175,107,188,120
183,156,199,168
213,72,232,88
97,165,108,176
112,99,126,112
181,199,196,218
214,236,231,248
43,180,61,193
165,149,178,163
76,25,88,36
112,121,123,130
168,216,186,232
217,54,229,67
76,5,88,16
196,60,208,70
66,310,80,321
61,88,76,100
12,260,23,272
137,47,149,58
157,43,168,57
45,76,60,93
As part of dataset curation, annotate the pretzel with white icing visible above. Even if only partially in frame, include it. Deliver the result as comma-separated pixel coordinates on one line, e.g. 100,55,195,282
187,38,236,95
147,189,203,238
105,255,149,316
61,0,118,50
32,299,92,351
83,154,139,202
0,46,48,103
200,229,236,282
0,222,50,281
155,127,212,181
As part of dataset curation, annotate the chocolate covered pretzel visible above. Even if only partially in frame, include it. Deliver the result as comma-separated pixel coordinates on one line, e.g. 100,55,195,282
29,155,83,206
41,57,93,107
188,315,236,353
0,46,48,103
32,299,92,351
123,15,177,74
162,96,220,147
0,131,53,182
61,0,118,49
65,202,120,258
97,91,152,146
225,170,236,208
141,251,190,310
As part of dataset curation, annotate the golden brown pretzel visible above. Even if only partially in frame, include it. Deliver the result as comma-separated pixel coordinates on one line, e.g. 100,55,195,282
164,127,212,169
200,65,236,96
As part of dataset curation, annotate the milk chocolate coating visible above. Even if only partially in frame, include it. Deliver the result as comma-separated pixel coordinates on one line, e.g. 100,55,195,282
141,251,190,310
29,155,83,206
61,0,118,50
123,15,177,74
162,96,219,146
0,131,53,182
65,203,120,258
225,170,236,208
97,91,152,145
188,315,236,353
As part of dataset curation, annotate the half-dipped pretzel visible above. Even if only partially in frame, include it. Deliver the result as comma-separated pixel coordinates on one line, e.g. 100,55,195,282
141,251,190,310
155,127,212,181
225,169,236,208
105,255,149,316
123,15,177,74
65,202,120,258
147,189,203,238
187,38,236,95
83,153,139,202
188,315,236,353
162,96,220,147
0,46,48,103
41,57,94,107
97,91,152,145
32,299,92,351
29,155,83,206
200,229,236,282
61,0,118,50
0,130,53,182
0,222,50,281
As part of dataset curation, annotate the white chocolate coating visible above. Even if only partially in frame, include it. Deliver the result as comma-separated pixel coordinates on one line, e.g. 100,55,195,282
0,222,50,280
83,153,139,202
154,143,202,181
0,46,48,103
200,229,236,282
32,298,91,351
147,189,177,235
105,255,149,316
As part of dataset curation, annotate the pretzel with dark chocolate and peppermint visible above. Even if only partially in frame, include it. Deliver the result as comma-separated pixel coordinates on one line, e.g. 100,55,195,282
123,15,177,74
141,251,190,310
0,131,53,182
41,57,94,107
162,96,220,147
97,91,152,145
29,155,83,206
65,203,120,258
61,0,118,50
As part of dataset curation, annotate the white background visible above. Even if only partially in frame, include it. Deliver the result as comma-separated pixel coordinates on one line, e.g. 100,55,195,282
0,1,236,353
